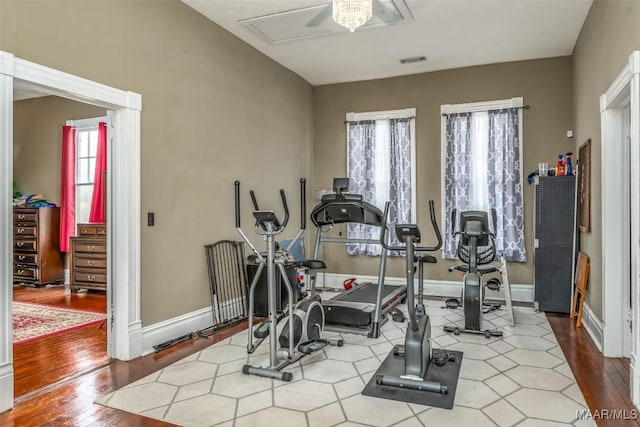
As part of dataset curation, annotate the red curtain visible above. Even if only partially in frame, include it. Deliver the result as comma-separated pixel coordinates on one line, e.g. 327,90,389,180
89,122,107,223
60,126,76,252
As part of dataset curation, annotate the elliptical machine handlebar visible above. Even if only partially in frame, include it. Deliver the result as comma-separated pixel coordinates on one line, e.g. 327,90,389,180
299,178,306,231
380,200,442,252
247,189,290,232
234,179,307,253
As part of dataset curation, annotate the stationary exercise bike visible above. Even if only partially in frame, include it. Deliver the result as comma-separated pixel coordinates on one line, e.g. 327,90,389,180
235,179,342,382
443,210,503,338
376,200,451,394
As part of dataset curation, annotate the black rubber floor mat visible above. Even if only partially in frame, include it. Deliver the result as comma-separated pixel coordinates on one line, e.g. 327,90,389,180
362,349,463,409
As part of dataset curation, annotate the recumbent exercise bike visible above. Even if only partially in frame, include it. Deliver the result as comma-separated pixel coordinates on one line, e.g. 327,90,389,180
234,179,342,382
443,210,503,338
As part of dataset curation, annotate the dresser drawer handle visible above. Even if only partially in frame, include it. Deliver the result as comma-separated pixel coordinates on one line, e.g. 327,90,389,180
18,269,25,274
18,255,25,261
87,260,96,266
17,228,24,234
88,275,96,281
87,245,95,251
18,214,25,220
17,242,24,247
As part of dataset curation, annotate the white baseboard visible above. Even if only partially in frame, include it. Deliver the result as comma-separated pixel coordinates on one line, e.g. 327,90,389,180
140,308,213,356
316,272,534,303
581,302,604,352
140,296,248,356
0,361,14,412
137,273,533,358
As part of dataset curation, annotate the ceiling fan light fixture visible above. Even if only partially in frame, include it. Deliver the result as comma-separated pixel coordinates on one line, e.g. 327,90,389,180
332,0,373,32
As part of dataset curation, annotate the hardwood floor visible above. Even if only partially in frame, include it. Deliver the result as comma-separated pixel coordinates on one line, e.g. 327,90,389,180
2,291,638,426
547,313,640,426
13,285,108,397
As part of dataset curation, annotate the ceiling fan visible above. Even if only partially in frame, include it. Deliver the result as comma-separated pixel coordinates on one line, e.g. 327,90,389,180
305,0,395,29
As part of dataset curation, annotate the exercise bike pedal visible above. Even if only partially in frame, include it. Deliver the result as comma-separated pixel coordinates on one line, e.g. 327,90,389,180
390,308,406,323
432,350,456,366
392,345,405,357
486,278,501,291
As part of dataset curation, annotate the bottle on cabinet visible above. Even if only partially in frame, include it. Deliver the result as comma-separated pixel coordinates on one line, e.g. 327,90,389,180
555,155,566,177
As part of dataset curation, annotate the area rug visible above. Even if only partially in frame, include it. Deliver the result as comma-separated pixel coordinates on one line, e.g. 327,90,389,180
97,301,593,427
13,302,106,344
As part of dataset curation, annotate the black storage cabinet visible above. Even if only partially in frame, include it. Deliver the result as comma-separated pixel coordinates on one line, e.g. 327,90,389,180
246,262,299,317
534,176,576,313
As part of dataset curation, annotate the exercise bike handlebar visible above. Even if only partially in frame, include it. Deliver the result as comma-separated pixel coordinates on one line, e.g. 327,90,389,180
379,200,442,252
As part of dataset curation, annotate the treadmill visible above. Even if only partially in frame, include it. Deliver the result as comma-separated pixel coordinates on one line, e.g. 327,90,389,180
310,178,407,338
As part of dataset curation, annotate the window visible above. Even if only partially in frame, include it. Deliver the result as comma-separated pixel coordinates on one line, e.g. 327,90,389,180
67,116,105,224
441,98,526,262
346,108,416,256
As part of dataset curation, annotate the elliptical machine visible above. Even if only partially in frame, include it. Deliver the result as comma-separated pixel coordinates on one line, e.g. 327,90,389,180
235,178,342,382
375,200,450,394
443,210,503,338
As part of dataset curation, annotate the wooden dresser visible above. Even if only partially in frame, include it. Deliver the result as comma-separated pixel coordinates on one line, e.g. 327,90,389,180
13,207,64,286
70,223,107,292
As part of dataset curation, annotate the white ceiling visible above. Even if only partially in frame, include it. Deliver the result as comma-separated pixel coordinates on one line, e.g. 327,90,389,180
182,0,593,86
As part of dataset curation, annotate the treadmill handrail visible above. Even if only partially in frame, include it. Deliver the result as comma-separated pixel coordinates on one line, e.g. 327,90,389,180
380,200,443,252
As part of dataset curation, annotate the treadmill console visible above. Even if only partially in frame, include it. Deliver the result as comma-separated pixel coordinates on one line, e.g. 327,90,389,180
320,192,363,203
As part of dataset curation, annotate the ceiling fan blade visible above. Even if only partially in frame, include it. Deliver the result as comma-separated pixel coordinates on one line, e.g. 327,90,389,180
305,4,333,27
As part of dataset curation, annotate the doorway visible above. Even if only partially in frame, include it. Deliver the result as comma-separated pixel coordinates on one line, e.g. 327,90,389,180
600,50,640,407
12,101,110,396
0,50,142,412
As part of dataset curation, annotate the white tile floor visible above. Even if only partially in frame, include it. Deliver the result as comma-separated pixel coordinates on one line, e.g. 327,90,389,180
97,300,595,427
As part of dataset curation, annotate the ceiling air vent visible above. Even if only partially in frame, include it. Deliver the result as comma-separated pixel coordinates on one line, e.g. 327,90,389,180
400,56,426,64
239,0,413,44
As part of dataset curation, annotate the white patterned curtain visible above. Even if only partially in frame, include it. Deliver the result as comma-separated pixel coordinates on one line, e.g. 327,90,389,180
347,118,412,256
443,113,473,258
487,109,526,261
443,109,526,262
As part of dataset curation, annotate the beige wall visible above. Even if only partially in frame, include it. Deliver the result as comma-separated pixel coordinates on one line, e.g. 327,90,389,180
2,1,314,326
5,0,633,326
13,97,105,204
313,57,573,283
572,0,640,320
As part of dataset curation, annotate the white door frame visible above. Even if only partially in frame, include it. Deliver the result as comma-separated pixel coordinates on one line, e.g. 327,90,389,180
0,50,142,412
600,50,640,407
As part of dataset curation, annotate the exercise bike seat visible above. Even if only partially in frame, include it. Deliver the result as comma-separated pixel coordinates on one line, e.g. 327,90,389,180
448,265,499,275
296,259,327,271
415,254,437,264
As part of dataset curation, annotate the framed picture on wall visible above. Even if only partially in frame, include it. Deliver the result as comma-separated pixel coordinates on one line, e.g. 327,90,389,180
578,138,591,233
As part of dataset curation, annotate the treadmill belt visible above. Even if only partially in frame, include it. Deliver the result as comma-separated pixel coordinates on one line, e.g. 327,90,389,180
332,284,404,304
